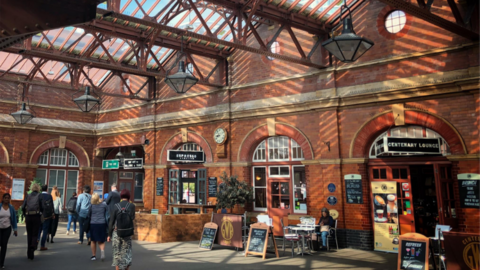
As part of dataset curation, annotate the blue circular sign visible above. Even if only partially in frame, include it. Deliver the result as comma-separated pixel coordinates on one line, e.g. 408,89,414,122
327,196,337,206
328,183,336,193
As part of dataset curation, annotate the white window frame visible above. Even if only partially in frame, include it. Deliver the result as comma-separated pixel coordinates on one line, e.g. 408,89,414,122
48,169,67,199
49,148,68,167
267,137,290,162
253,141,266,162
291,139,305,161
66,170,79,205
178,143,203,151
268,165,290,178
292,165,307,214
38,151,49,165
68,151,79,167
253,166,267,212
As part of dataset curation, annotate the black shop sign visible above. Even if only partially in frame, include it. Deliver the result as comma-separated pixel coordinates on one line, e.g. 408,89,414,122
167,150,205,163
345,174,363,204
156,177,164,196
377,137,441,155
208,177,217,197
123,158,143,169
458,174,480,209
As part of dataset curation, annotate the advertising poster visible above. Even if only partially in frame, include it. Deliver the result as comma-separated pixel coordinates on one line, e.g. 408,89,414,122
11,178,25,201
93,181,104,200
372,181,400,253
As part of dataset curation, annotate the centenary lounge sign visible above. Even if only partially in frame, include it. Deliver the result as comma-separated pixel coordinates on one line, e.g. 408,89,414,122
377,137,441,155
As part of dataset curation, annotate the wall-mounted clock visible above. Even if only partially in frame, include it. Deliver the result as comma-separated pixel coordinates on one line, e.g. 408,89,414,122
214,127,227,144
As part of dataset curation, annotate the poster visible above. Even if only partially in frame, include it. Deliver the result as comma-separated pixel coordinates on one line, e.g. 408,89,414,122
372,181,399,253
458,173,480,208
93,181,104,199
12,178,25,200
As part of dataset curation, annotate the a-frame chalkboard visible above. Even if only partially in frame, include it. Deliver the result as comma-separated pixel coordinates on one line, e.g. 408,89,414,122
245,223,279,260
199,222,218,250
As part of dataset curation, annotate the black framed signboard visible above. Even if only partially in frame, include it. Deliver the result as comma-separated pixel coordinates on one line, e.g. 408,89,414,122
245,223,278,260
124,158,143,169
199,222,218,250
167,150,205,162
208,177,217,197
457,173,480,208
397,233,429,270
156,177,164,196
345,174,363,204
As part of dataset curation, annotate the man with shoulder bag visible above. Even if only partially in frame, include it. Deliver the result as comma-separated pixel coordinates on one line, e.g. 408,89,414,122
76,185,92,245
21,183,44,260
37,185,55,251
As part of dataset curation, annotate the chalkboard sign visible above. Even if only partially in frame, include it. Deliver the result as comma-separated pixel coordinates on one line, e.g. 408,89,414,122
245,223,279,260
208,177,217,197
156,177,164,196
199,222,218,250
345,174,363,204
458,174,480,209
397,233,429,270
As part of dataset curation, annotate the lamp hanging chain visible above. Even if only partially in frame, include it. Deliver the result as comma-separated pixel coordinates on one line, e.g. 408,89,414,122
166,33,187,75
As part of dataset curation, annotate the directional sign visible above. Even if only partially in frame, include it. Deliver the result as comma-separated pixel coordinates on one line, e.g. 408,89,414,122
124,158,143,169
102,159,119,169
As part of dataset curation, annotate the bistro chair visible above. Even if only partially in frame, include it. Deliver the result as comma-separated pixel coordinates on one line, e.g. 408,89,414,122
281,217,301,257
430,225,451,270
327,219,339,251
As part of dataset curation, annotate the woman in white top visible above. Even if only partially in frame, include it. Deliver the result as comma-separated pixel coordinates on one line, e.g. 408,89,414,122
0,193,18,269
48,187,63,243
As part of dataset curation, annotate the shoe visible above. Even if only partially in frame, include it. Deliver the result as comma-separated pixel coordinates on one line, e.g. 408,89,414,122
40,247,48,251
101,251,105,261
91,256,96,261
73,231,76,235
77,241,82,245
66,231,69,235
50,240,54,244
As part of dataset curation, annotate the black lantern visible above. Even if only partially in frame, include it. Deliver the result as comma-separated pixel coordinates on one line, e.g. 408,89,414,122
10,102,34,125
164,35,199,94
72,86,101,112
322,2,374,63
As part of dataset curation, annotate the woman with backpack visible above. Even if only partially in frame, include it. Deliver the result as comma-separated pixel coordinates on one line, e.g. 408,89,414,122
66,192,78,235
108,189,135,270
88,193,108,261
21,183,43,260
0,193,18,268
48,187,62,243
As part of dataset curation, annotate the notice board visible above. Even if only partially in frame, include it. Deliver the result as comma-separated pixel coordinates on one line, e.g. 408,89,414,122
458,173,480,208
208,177,217,197
345,174,363,204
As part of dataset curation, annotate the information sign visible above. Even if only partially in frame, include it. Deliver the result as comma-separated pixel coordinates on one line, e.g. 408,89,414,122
345,174,363,204
102,159,119,169
458,173,480,208
12,178,25,201
123,158,143,169
199,222,218,250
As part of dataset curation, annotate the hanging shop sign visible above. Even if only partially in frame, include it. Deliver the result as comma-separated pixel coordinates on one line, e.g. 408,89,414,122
372,181,399,253
458,173,480,209
102,159,119,169
327,196,337,206
397,233,430,270
345,174,363,204
208,177,217,197
328,183,336,193
376,137,441,155
123,158,143,169
11,178,25,201
199,222,218,250
167,150,205,162
212,214,243,248
156,177,164,196
443,231,480,270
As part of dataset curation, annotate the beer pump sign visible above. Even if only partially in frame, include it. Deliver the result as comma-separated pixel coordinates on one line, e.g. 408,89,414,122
372,181,399,253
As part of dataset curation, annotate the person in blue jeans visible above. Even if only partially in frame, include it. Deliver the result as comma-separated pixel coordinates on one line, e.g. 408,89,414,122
76,186,92,245
66,192,78,235
37,185,55,251
317,207,334,250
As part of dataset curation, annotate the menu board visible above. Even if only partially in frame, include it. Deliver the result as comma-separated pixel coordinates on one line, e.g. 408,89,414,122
156,177,164,196
458,173,480,209
397,233,429,270
345,174,363,204
199,222,218,250
247,228,268,253
208,177,217,197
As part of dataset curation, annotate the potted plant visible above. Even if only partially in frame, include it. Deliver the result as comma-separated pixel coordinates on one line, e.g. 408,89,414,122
215,172,253,214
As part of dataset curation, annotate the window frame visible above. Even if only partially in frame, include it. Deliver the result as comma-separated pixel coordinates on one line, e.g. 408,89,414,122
292,165,307,214
267,137,290,162
268,165,291,178
253,166,267,212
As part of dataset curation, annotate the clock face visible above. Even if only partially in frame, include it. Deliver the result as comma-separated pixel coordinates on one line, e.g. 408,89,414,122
214,128,227,144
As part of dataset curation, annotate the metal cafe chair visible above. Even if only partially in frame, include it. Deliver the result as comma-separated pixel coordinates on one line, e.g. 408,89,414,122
281,217,301,257
326,219,339,251
429,225,451,270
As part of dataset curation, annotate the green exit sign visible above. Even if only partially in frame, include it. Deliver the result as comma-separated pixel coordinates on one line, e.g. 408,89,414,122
102,159,119,169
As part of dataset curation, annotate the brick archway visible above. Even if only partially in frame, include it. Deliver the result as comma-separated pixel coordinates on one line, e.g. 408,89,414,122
0,141,9,164
30,139,90,167
160,131,213,164
349,109,467,158
237,122,314,162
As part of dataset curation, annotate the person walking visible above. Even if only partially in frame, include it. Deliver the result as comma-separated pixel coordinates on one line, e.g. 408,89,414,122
37,185,55,251
105,183,120,219
66,192,78,235
0,193,18,268
108,189,135,270
48,187,62,243
21,183,43,260
88,193,108,261
76,185,92,245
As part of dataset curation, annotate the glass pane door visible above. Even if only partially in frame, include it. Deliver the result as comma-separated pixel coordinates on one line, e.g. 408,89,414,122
120,182,132,197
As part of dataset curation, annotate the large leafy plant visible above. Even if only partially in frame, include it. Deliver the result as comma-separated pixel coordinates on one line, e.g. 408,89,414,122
216,172,253,212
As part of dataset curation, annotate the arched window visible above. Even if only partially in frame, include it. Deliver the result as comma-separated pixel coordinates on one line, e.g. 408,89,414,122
369,126,451,158
177,143,203,151
252,136,306,213
36,148,79,206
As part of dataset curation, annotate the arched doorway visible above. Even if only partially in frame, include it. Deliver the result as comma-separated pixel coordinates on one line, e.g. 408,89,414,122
251,136,306,218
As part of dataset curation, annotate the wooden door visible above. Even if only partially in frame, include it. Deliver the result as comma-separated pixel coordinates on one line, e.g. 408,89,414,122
391,166,415,234
268,179,291,235
434,164,458,229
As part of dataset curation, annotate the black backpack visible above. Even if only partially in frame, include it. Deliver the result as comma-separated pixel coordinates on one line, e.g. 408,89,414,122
42,195,54,218
115,203,134,238
67,198,77,213
26,193,40,214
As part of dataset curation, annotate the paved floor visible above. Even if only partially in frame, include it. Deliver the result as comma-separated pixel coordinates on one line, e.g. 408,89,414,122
3,223,397,270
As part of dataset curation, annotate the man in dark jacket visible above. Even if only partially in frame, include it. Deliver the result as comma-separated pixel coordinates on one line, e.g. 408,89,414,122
37,185,55,251
22,183,44,260
105,183,121,216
